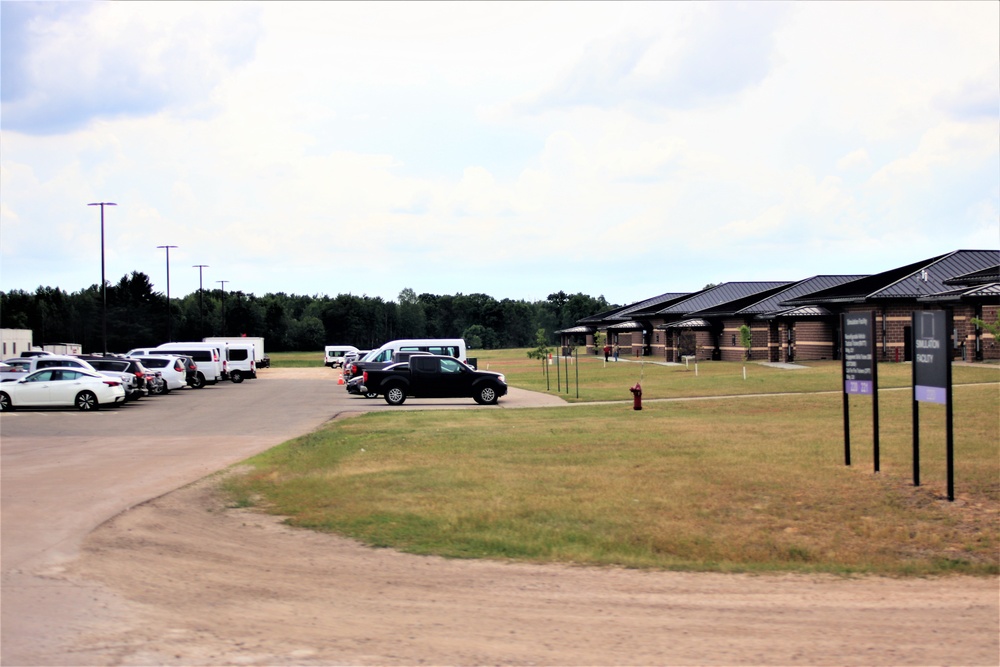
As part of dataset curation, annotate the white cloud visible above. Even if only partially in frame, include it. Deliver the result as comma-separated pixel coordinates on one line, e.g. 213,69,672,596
1,1,997,304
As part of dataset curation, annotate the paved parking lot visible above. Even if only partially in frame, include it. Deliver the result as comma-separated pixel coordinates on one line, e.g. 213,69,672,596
0,368,565,665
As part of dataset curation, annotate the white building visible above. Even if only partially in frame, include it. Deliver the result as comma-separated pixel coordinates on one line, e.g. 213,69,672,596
0,329,35,358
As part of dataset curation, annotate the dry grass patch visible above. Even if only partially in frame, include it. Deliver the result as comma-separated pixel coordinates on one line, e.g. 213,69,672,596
224,385,998,575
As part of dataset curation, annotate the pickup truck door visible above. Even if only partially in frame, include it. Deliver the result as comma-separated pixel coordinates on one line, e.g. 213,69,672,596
410,356,443,397
435,358,471,398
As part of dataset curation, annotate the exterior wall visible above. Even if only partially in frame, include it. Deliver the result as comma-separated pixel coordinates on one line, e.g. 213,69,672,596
719,319,770,361
0,329,34,358
978,304,999,361
693,330,715,361
791,320,836,361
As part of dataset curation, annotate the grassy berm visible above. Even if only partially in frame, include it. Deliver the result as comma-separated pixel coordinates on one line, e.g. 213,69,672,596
233,352,999,575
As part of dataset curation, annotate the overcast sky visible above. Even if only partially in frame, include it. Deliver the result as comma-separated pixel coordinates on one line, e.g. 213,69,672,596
1,1,997,306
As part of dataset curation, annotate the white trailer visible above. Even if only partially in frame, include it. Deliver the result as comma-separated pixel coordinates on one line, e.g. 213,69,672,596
203,337,269,367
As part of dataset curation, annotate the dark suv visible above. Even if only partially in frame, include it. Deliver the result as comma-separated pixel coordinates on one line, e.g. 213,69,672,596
77,356,150,401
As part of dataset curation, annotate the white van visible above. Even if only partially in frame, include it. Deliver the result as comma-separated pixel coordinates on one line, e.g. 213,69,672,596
366,338,467,364
154,342,227,386
225,343,257,383
324,345,359,368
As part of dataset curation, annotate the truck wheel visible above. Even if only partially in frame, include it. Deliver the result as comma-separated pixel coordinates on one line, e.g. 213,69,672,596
384,385,406,406
230,370,244,384
190,373,206,389
474,385,499,405
0,392,12,411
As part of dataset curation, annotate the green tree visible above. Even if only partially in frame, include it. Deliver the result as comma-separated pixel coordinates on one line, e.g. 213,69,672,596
526,328,551,360
739,324,752,361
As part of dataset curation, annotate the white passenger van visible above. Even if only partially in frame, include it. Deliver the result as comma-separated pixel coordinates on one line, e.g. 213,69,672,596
366,338,467,364
324,345,359,368
225,343,257,383
154,342,227,386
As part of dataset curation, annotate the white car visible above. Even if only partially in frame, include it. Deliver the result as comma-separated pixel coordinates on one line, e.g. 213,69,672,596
1,358,31,383
0,368,126,411
130,356,188,392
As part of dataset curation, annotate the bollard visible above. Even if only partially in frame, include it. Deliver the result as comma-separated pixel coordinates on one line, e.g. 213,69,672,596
629,382,642,410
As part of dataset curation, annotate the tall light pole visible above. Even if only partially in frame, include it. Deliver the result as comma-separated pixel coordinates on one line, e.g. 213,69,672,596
88,202,116,355
193,264,209,332
157,245,178,341
217,280,229,335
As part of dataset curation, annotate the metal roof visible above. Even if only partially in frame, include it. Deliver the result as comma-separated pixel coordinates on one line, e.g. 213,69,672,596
942,265,1000,286
783,250,1000,305
555,325,595,334
656,282,792,316
918,282,1000,303
737,275,865,315
656,318,712,329
770,305,834,318
610,292,690,320
607,320,644,330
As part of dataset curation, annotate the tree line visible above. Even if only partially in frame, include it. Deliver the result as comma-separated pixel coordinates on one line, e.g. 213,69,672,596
1,273,613,353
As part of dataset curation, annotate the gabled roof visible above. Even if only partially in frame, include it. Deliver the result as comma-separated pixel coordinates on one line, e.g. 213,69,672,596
737,275,865,316
919,282,1000,303
783,250,1000,305
656,318,712,329
771,305,834,318
576,303,635,324
943,265,1000,286
610,292,690,320
655,282,792,316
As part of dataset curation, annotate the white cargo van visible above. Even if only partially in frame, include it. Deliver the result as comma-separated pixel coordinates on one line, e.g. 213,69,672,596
324,345,359,368
366,339,467,364
155,342,226,386
225,343,257,383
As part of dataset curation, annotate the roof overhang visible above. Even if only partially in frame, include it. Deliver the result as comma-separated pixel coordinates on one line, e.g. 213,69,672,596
656,318,712,330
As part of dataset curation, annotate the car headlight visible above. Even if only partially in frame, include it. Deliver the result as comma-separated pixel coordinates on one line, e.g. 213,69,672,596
498,374,506,384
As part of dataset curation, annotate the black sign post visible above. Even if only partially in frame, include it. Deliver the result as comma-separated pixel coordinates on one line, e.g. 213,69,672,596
842,312,880,471
912,310,955,501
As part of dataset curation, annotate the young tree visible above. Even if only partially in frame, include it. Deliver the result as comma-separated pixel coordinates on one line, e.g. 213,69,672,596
526,328,551,360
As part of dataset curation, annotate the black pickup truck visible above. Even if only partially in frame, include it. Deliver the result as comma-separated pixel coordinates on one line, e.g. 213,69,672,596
359,355,507,406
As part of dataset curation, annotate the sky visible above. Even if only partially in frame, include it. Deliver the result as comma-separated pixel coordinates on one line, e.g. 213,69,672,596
1,1,998,307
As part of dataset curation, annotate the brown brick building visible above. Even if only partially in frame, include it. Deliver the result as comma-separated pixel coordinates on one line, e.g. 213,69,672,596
564,250,999,364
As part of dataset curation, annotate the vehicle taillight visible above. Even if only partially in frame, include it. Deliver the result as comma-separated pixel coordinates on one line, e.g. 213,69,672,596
175,361,184,371
363,371,368,383
103,380,121,387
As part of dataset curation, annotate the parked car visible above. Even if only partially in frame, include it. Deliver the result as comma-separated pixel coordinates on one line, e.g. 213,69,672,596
10,355,140,403
225,344,257,383
130,355,188,392
359,354,507,406
77,356,151,401
0,368,126,411
1,358,31,382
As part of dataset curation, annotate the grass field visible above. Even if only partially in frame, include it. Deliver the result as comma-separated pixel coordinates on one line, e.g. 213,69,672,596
231,350,999,575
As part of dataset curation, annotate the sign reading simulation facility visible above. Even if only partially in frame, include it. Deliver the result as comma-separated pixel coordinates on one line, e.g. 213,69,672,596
914,311,948,404
843,314,874,395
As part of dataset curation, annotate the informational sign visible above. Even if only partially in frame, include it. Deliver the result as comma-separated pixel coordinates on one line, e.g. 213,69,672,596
843,314,874,395
841,312,880,471
914,311,948,404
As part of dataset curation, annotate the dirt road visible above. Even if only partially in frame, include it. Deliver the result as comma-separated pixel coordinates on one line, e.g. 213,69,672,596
5,369,998,665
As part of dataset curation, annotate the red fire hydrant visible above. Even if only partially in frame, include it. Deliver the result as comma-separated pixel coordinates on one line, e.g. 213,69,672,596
630,382,642,410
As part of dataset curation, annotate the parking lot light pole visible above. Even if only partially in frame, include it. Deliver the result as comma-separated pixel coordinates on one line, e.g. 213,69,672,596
158,245,178,341
88,202,116,355
217,280,229,335
193,264,209,331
